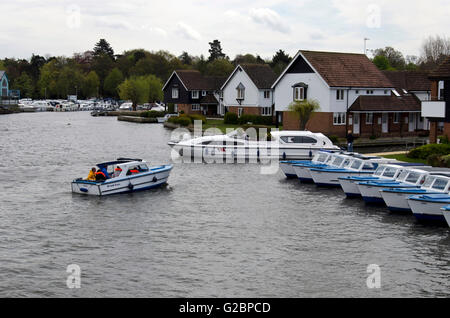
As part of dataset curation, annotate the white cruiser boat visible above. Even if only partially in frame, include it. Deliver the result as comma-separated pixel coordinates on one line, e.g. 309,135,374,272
291,152,348,182
408,194,450,223
380,173,450,213
357,168,430,204
280,150,337,178
309,156,395,187
168,130,340,161
71,158,172,196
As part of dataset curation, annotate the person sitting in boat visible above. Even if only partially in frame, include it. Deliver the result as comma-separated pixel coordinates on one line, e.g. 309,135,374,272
114,167,122,178
126,167,140,176
99,166,110,179
86,167,97,181
95,170,107,181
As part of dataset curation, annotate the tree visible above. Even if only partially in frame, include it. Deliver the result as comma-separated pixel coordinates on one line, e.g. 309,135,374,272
118,77,149,111
372,55,392,70
270,50,292,76
93,39,115,59
0,60,5,71
144,74,163,102
83,71,100,98
420,35,450,70
91,54,115,95
208,40,226,62
13,72,34,98
205,58,234,77
104,68,124,98
287,99,320,130
373,47,406,70
179,51,193,65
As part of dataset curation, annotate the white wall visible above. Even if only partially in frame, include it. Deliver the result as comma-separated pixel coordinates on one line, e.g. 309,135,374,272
222,69,259,107
273,73,330,112
258,90,273,107
330,88,389,113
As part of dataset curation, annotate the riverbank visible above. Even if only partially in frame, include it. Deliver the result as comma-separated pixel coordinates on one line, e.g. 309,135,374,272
0,105,20,115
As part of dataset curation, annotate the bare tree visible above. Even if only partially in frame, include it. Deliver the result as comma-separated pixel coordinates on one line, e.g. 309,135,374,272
420,35,450,70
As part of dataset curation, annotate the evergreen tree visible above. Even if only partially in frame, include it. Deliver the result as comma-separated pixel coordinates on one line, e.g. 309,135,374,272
208,40,226,62
93,39,115,59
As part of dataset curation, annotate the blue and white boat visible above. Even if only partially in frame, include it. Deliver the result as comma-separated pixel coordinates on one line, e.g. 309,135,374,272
309,156,394,187
72,158,173,196
338,164,405,198
407,194,450,223
357,168,430,204
380,174,450,213
440,206,450,227
292,153,351,183
280,160,316,179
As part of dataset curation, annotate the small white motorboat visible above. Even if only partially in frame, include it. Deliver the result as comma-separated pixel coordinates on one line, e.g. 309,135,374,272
380,173,450,213
71,158,173,196
292,152,349,183
280,150,337,178
407,194,450,223
168,130,340,161
357,168,431,204
440,206,450,227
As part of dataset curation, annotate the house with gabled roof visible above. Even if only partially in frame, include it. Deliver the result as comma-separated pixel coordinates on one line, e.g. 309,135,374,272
220,64,277,118
162,70,227,116
272,50,429,137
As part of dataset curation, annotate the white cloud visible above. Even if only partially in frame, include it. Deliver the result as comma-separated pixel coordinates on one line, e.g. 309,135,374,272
175,22,202,41
249,8,290,33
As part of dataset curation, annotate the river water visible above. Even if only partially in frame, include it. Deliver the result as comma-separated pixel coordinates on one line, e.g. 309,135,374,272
0,112,448,298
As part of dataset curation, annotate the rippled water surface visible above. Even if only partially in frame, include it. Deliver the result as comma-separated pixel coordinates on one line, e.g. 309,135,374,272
0,112,449,297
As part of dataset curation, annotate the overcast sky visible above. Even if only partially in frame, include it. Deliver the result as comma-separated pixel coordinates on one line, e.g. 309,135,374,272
0,0,449,60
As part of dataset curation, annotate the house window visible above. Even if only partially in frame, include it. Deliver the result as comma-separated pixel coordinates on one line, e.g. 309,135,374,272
336,90,345,100
238,108,243,118
294,87,305,101
366,90,374,94
237,84,245,100
264,90,271,99
192,90,199,99
191,104,201,111
393,113,400,123
384,90,388,94
261,107,272,116
355,90,359,94
172,88,179,99
366,113,373,124
333,112,346,125
202,90,206,96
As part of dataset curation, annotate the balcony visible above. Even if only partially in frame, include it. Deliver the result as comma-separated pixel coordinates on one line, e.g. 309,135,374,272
422,100,446,118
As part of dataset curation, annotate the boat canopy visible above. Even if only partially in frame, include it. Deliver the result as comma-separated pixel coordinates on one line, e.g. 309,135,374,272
97,158,143,169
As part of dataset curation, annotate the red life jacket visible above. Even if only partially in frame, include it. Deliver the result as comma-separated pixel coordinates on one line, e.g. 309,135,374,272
96,171,106,178
129,169,139,174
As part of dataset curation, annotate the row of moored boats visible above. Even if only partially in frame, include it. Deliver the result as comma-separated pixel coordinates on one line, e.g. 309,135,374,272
280,150,450,227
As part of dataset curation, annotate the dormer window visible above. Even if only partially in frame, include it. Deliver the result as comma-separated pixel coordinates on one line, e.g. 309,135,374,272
237,83,245,100
172,88,179,99
292,83,308,101
192,90,199,99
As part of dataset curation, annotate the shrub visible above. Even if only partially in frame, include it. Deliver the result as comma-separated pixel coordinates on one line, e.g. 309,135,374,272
441,155,450,167
238,115,273,125
408,143,450,160
438,135,450,144
186,114,206,124
224,112,238,124
140,111,165,118
427,154,443,167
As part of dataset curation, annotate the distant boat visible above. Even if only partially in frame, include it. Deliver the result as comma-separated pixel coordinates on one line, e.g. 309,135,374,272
71,158,173,196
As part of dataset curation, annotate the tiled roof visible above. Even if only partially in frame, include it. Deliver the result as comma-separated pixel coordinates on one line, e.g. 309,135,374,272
199,94,219,104
176,70,227,90
240,64,277,89
429,56,450,79
382,71,431,93
300,50,394,88
349,95,421,112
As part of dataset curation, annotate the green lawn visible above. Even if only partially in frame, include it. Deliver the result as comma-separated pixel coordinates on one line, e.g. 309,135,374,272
383,154,429,165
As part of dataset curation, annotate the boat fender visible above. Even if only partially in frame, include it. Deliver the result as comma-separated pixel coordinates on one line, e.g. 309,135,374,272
128,183,134,190
309,150,313,158
80,188,88,193
257,150,260,158
283,152,287,160
153,177,158,182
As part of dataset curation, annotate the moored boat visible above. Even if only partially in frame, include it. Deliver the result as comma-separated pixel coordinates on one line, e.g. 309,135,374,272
407,194,450,223
71,158,173,196
380,173,450,213
441,206,450,227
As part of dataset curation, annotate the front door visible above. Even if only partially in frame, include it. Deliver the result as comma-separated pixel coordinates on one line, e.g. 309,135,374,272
409,113,416,132
353,113,360,135
382,113,388,133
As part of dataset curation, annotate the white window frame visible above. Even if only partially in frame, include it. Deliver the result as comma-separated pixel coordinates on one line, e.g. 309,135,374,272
294,87,305,101
366,113,373,125
191,104,201,111
261,107,272,116
192,90,199,99
237,88,245,100
393,112,400,124
366,90,374,95
172,88,179,99
336,89,344,101
202,90,206,96
333,112,346,126
264,90,271,99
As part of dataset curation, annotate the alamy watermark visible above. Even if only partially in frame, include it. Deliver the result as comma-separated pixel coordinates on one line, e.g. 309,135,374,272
366,264,381,289
366,4,381,29
66,264,81,289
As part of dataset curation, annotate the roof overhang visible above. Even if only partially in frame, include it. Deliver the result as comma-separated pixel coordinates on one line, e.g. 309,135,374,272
162,71,188,91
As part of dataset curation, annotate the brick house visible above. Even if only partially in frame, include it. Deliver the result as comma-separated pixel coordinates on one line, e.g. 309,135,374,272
162,70,227,116
422,56,450,143
220,64,277,118
271,50,430,137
